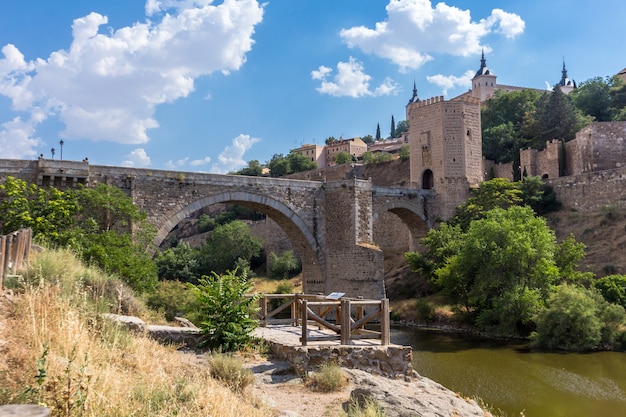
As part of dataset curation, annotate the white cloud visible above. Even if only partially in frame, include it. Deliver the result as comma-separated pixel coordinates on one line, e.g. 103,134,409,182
312,57,399,98
0,0,264,158
340,0,525,72
121,148,151,167
210,133,260,173
190,156,211,166
426,69,474,95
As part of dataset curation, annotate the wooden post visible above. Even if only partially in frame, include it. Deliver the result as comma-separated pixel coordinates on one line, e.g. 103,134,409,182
341,299,351,345
0,236,6,288
291,294,297,326
260,296,268,327
13,230,26,272
301,299,308,346
380,298,390,346
5,234,13,275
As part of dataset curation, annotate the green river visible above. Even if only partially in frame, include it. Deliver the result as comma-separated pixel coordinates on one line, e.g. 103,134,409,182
390,327,626,417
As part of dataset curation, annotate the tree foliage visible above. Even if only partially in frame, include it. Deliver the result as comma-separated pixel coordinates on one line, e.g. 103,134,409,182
531,285,625,351
361,151,393,165
333,151,355,165
0,177,158,292
233,160,263,176
155,242,200,283
197,220,263,276
435,206,559,334
268,250,301,279
191,269,259,351
267,152,317,177
594,274,626,309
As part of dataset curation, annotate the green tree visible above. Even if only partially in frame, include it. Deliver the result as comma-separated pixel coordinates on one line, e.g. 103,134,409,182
287,152,317,173
405,222,464,279
390,115,396,138
436,206,559,334
325,136,338,145
375,123,381,141
399,143,410,160
450,178,522,230
570,76,612,121
594,274,626,308
394,120,409,137
155,242,200,283
191,269,259,351
233,160,263,176
267,153,290,177
534,87,590,145
531,285,625,350
197,220,263,275
267,153,317,177
361,151,393,165
333,151,354,165
361,134,375,144
197,214,215,233
269,250,301,279
482,122,519,163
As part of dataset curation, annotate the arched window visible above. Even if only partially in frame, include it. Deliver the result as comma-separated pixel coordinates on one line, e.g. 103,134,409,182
422,169,434,190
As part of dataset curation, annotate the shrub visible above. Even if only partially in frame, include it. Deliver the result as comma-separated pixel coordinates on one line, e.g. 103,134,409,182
197,214,215,233
207,353,255,394
269,250,301,279
531,285,625,350
594,274,626,308
190,269,259,352
343,393,385,417
144,280,198,322
306,364,347,393
415,299,434,322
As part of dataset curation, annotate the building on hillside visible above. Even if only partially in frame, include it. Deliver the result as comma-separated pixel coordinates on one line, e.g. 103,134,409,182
325,137,367,166
290,143,326,169
368,138,406,156
617,67,626,83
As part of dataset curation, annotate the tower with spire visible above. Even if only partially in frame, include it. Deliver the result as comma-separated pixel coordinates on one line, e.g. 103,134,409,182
471,49,497,101
557,58,576,94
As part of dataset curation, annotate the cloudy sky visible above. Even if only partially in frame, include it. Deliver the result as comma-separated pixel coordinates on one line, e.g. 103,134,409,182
0,0,624,173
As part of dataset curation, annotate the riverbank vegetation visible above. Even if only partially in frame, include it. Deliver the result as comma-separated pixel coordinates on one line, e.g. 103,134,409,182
404,177,626,351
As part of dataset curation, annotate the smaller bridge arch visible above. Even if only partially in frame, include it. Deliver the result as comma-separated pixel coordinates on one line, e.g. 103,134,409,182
154,190,325,292
372,188,434,252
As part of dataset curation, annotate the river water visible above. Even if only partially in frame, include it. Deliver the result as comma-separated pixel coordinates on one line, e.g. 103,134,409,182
390,326,626,417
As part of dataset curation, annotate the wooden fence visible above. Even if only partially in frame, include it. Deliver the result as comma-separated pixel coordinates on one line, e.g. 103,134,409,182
0,228,32,288
252,293,390,346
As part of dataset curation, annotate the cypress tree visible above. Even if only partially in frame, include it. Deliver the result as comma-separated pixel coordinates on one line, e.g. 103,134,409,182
375,123,381,141
390,115,396,138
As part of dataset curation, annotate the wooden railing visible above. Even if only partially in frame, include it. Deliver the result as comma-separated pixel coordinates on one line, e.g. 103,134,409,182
252,293,390,346
0,228,32,288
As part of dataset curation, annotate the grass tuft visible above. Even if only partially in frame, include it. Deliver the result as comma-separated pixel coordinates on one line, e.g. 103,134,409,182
306,363,348,393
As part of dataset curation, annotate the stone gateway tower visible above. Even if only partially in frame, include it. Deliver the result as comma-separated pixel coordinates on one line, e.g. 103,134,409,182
406,92,482,220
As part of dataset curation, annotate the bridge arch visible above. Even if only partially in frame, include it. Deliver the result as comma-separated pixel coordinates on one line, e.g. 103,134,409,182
153,190,325,291
373,200,430,252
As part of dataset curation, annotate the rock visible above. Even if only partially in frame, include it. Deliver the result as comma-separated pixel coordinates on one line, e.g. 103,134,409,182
147,324,203,348
174,317,198,328
0,404,50,417
101,313,147,333
344,368,490,417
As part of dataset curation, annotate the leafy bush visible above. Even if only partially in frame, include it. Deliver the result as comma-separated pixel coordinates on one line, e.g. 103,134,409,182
531,285,625,350
594,274,626,308
269,250,301,279
197,220,263,276
207,353,255,394
190,269,259,352
145,280,198,322
306,363,347,393
197,214,215,233
415,299,434,322
155,242,199,283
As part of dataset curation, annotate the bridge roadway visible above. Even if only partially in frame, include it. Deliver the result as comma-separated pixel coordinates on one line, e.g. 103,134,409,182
0,158,436,301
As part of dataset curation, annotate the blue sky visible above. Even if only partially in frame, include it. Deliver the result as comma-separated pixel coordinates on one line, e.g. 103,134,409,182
0,0,624,173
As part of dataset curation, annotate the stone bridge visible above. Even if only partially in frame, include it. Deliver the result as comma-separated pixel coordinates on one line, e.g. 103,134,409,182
0,159,437,299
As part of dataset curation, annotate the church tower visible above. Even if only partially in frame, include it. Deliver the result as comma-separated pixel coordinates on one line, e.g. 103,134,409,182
557,59,576,94
471,50,497,101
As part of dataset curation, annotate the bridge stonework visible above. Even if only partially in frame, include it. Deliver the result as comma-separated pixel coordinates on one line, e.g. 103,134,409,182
0,159,435,299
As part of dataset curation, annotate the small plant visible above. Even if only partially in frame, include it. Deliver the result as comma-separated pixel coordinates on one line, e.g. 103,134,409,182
190,269,259,352
343,393,385,417
415,298,434,322
207,353,255,394
306,363,347,393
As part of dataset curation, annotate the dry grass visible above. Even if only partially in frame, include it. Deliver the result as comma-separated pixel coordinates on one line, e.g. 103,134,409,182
306,363,348,393
0,248,271,417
